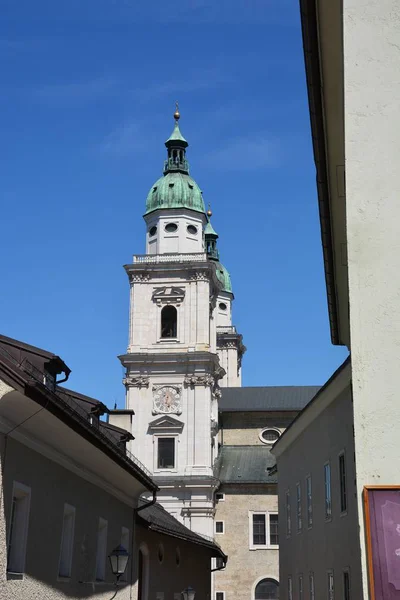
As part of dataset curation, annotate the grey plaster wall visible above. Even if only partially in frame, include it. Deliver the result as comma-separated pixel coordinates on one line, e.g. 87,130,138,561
1,435,136,599
135,524,213,600
276,386,363,599
214,485,279,600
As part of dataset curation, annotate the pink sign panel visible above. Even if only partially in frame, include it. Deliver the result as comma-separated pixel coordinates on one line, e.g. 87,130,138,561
365,488,400,600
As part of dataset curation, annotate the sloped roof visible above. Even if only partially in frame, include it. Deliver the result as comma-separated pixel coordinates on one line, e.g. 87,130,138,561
137,499,226,559
219,386,320,412
214,445,277,484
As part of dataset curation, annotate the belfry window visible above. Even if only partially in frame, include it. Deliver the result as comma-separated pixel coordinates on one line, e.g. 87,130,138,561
161,305,177,338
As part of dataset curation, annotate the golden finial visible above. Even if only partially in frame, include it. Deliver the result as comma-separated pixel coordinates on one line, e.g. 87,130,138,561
207,204,212,217
174,101,180,121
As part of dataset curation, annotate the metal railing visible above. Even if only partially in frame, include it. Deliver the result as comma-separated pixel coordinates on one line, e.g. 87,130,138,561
0,345,153,480
163,158,189,172
133,252,206,264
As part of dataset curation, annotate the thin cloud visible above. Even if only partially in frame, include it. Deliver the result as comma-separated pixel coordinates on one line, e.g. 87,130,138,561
203,136,281,170
33,76,118,103
99,120,146,155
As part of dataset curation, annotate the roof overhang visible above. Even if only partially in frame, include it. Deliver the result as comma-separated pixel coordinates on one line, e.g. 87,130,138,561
300,0,349,346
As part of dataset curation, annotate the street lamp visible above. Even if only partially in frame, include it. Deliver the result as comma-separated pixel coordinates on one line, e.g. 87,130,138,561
108,544,130,582
181,586,196,600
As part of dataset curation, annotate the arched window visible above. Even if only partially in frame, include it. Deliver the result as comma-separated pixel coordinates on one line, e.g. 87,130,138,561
255,578,279,600
161,305,177,338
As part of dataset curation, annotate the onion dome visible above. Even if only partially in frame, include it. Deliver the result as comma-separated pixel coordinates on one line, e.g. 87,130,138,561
144,106,205,216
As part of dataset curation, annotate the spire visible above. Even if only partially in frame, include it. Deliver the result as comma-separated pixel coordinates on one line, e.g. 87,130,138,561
164,103,189,175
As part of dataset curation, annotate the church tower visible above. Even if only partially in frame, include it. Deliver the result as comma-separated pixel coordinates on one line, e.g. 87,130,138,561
113,108,244,537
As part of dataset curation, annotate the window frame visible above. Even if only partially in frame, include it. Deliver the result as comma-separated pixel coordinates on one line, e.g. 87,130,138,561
58,503,75,580
155,435,177,472
324,462,332,521
309,572,315,600
215,492,225,502
215,592,225,600
7,481,31,575
343,568,350,600
286,489,291,537
288,576,293,600
338,451,348,515
215,520,225,535
296,482,302,533
298,574,304,600
306,474,313,528
327,570,334,600
160,304,178,340
248,511,279,550
95,517,108,581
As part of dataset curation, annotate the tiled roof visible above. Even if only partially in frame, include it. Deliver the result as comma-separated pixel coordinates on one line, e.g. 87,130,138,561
137,499,226,559
219,386,320,412
214,445,277,484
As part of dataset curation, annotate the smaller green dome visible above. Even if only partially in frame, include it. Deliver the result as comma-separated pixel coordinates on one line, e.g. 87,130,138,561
216,262,233,294
145,172,205,215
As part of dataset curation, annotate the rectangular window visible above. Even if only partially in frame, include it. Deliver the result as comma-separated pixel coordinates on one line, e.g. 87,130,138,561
309,572,315,600
7,482,31,574
306,475,313,527
296,482,302,532
216,492,225,501
95,518,108,581
328,571,334,600
288,576,293,600
299,575,303,600
343,570,350,600
216,593,225,600
269,513,279,547
286,490,291,536
324,463,332,520
252,513,266,545
158,437,175,469
58,503,75,578
215,521,224,534
120,527,129,581
339,453,347,513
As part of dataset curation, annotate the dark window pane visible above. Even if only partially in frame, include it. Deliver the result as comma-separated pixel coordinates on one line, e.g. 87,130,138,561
161,305,177,338
344,571,350,600
158,438,175,468
269,514,279,546
255,578,279,600
215,521,224,533
165,223,178,232
339,454,347,512
216,593,224,600
253,514,266,545
261,429,280,442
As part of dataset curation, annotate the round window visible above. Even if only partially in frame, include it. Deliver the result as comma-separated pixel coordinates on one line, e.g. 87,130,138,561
165,223,178,233
149,226,157,236
260,429,280,444
219,302,227,311
158,544,164,563
187,224,198,235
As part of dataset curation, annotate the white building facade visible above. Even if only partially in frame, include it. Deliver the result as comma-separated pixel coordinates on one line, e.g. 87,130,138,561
110,109,244,538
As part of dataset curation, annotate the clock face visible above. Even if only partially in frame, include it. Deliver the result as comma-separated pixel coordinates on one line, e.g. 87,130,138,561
153,386,181,414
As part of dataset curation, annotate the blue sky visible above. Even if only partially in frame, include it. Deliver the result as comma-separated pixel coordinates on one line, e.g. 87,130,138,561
1,0,348,406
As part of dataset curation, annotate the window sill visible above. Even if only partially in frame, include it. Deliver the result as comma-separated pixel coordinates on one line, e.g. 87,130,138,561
57,576,71,583
7,572,24,581
249,545,278,550
340,510,348,518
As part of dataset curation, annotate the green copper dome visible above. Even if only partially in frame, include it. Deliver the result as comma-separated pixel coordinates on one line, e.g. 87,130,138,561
145,171,205,215
216,262,233,294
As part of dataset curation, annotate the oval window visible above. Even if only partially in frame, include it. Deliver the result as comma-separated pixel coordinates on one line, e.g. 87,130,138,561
165,223,178,233
149,226,157,236
260,429,280,444
219,302,227,311
187,224,198,235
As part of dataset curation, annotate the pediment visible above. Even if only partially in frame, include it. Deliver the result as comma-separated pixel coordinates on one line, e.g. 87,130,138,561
148,415,184,432
152,287,185,304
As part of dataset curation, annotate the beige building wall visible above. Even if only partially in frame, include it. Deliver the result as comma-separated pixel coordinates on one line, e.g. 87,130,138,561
214,485,279,600
219,412,296,446
274,377,363,599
